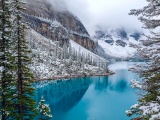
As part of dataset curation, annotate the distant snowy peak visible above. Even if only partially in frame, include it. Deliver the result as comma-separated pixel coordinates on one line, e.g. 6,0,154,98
95,27,142,42
95,27,142,59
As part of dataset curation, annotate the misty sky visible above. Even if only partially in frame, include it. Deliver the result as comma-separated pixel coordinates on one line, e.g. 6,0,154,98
63,0,147,36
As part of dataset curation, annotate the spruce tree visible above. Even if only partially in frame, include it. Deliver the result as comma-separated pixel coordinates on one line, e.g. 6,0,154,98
126,0,160,119
37,96,52,120
0,0,17,119
11,0,37,119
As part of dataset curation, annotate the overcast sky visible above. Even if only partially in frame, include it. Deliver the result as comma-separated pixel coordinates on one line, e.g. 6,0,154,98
63,0,147,36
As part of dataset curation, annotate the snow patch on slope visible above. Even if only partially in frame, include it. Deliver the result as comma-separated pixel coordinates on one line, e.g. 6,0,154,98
98,39,137,58
70,40,108,62
27,29,109,80
95,27,142,59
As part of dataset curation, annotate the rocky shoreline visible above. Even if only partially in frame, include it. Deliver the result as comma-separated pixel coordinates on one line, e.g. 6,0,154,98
34,70,115,82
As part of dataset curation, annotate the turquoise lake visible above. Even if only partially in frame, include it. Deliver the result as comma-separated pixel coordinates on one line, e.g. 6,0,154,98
34,62,141,120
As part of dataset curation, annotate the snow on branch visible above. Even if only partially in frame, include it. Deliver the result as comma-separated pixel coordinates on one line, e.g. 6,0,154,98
131,79,143,89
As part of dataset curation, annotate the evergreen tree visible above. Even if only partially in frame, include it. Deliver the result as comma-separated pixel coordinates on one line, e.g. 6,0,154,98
0,0,17,119
55,41,59,60
68,42,72,58
62,41,68,59
11,0,37,119
126,0,160,119
37,96,52,120
71,48,76,61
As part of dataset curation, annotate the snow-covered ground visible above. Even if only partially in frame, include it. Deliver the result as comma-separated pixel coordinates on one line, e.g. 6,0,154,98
95,27,142,59
27,29,109,80
70,40,108,63
98,38,138,58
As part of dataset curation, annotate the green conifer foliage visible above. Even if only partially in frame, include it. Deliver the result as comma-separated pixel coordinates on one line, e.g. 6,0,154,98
11,0,37,119
37,96,52,120
126,0,160,119
0,0,17,119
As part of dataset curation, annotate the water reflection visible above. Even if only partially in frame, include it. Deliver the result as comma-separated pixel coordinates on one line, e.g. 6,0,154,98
107,69,131,93
94,76,109,91
115,80,127,92
35,77,91,119
34,62,142,120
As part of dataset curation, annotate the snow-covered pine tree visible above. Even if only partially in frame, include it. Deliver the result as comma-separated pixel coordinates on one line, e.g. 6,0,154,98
68,42,72,57
77,48,81,64
98,58,101,70
37,96,52,120
0,0,17,119
71,47,76,61
68,42,72,65
62,41,68,59
90,55,93,65
126,0,160,119
12,0,37,119
55,41,59,59
75,50,78,62
105,62,108,72
84,54,88,64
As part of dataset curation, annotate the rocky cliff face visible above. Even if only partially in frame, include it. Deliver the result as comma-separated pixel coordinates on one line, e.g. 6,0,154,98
23,0,96,52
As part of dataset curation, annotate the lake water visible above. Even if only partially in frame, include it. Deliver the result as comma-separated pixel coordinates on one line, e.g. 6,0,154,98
34,62,141,120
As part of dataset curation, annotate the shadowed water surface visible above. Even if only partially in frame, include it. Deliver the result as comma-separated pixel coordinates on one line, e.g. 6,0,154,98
34,62,141,120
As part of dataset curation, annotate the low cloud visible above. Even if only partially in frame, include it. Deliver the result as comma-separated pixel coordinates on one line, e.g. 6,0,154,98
47,0,67,12
64,0,147,36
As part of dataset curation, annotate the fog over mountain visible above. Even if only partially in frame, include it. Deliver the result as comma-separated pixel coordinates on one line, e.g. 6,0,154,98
47,0,67,12
63,0,147,36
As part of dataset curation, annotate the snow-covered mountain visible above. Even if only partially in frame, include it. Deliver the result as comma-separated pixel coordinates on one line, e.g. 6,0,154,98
23,0,96,52
95,26,143,60
27,28,109,80
19,0,111,80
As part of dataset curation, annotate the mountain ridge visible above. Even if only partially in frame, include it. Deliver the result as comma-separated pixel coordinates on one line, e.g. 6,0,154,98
94,26,143,60
23,0,96,52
